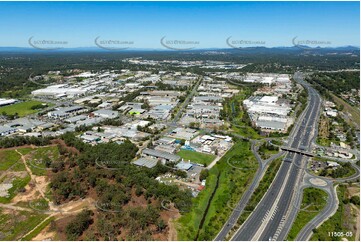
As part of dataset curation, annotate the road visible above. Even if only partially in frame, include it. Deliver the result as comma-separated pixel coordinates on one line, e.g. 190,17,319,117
230,72,322,241
171,76,202,126
214,140,285,240
294,180,339,241
295,159,360,240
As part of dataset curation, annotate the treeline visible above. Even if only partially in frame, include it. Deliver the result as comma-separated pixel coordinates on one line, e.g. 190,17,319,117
0,135,52,148
320,162,355,179
306,71,360,95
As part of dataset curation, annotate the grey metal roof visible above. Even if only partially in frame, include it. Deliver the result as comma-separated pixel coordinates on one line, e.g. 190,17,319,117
65,115,87,123
0,126,16,134
176,161,193,170
133,157,158,168
143,148,180,161
93,109,118,117
256,120,286,130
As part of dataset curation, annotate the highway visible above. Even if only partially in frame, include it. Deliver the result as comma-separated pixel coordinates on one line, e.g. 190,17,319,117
214,140,285,241
230,72,322,241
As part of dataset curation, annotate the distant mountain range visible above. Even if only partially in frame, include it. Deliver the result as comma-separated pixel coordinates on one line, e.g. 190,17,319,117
0,46,359,53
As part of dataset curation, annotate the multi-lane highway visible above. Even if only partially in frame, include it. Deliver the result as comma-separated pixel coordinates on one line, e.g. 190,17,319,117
214,140,285,241
229,72,322,241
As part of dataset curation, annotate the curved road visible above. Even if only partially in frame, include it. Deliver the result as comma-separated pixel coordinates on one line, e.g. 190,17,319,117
295,182,339,241
214,140,285,240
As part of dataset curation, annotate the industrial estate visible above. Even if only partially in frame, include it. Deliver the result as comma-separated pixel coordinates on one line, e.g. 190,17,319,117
0,1,359,242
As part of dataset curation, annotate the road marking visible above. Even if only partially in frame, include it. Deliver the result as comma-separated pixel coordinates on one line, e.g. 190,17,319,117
251,161,293,241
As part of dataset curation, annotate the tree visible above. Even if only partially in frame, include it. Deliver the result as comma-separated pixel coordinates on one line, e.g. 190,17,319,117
189,122,200,129
66,210,93,240
199,169,209,181
350,195,360,205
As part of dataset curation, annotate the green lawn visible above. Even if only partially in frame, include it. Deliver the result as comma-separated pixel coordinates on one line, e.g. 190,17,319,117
317,137,332,147
177,150,216,166
232,124,262,139
0,100,49,117
287,188,328,240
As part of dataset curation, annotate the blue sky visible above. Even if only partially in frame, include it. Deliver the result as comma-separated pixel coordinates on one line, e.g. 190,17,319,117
0,1,359,48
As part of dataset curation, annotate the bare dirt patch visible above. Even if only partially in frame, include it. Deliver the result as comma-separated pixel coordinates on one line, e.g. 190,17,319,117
167,212,181,241
31,223,55,241
309,178,327,187
346,186,360,199
12,183,41,203
350,204,360,241
33,176,49,196
319,116,329,138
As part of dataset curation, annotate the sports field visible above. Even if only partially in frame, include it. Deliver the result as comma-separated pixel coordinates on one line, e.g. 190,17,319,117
0,100,48,117
177,150,216,166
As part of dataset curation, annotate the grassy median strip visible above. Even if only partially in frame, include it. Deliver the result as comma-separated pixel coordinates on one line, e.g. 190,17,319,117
225,155,283,239
177,140,259,240
287,187,328,240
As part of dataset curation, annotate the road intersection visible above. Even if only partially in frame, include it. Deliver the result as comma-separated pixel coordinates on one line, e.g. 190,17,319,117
214,72,359,241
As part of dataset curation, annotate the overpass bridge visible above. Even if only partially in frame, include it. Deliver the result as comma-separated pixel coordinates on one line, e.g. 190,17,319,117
280,146,314,157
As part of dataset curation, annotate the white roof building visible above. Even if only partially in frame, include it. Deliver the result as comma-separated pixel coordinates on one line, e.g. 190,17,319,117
259,96,278,104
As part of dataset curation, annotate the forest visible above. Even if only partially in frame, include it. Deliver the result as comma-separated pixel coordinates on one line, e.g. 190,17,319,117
49,132,192,240
306,71,360,95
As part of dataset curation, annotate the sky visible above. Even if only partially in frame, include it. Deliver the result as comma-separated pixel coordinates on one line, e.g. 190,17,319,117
0,1,359,49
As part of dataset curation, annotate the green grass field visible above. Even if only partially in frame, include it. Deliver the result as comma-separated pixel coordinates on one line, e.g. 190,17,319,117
177,150,216,166
0,208,48,240
0,100,49,117
26,146,60,176
0,149,21,171
287,187,328,240
21,216,55,241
